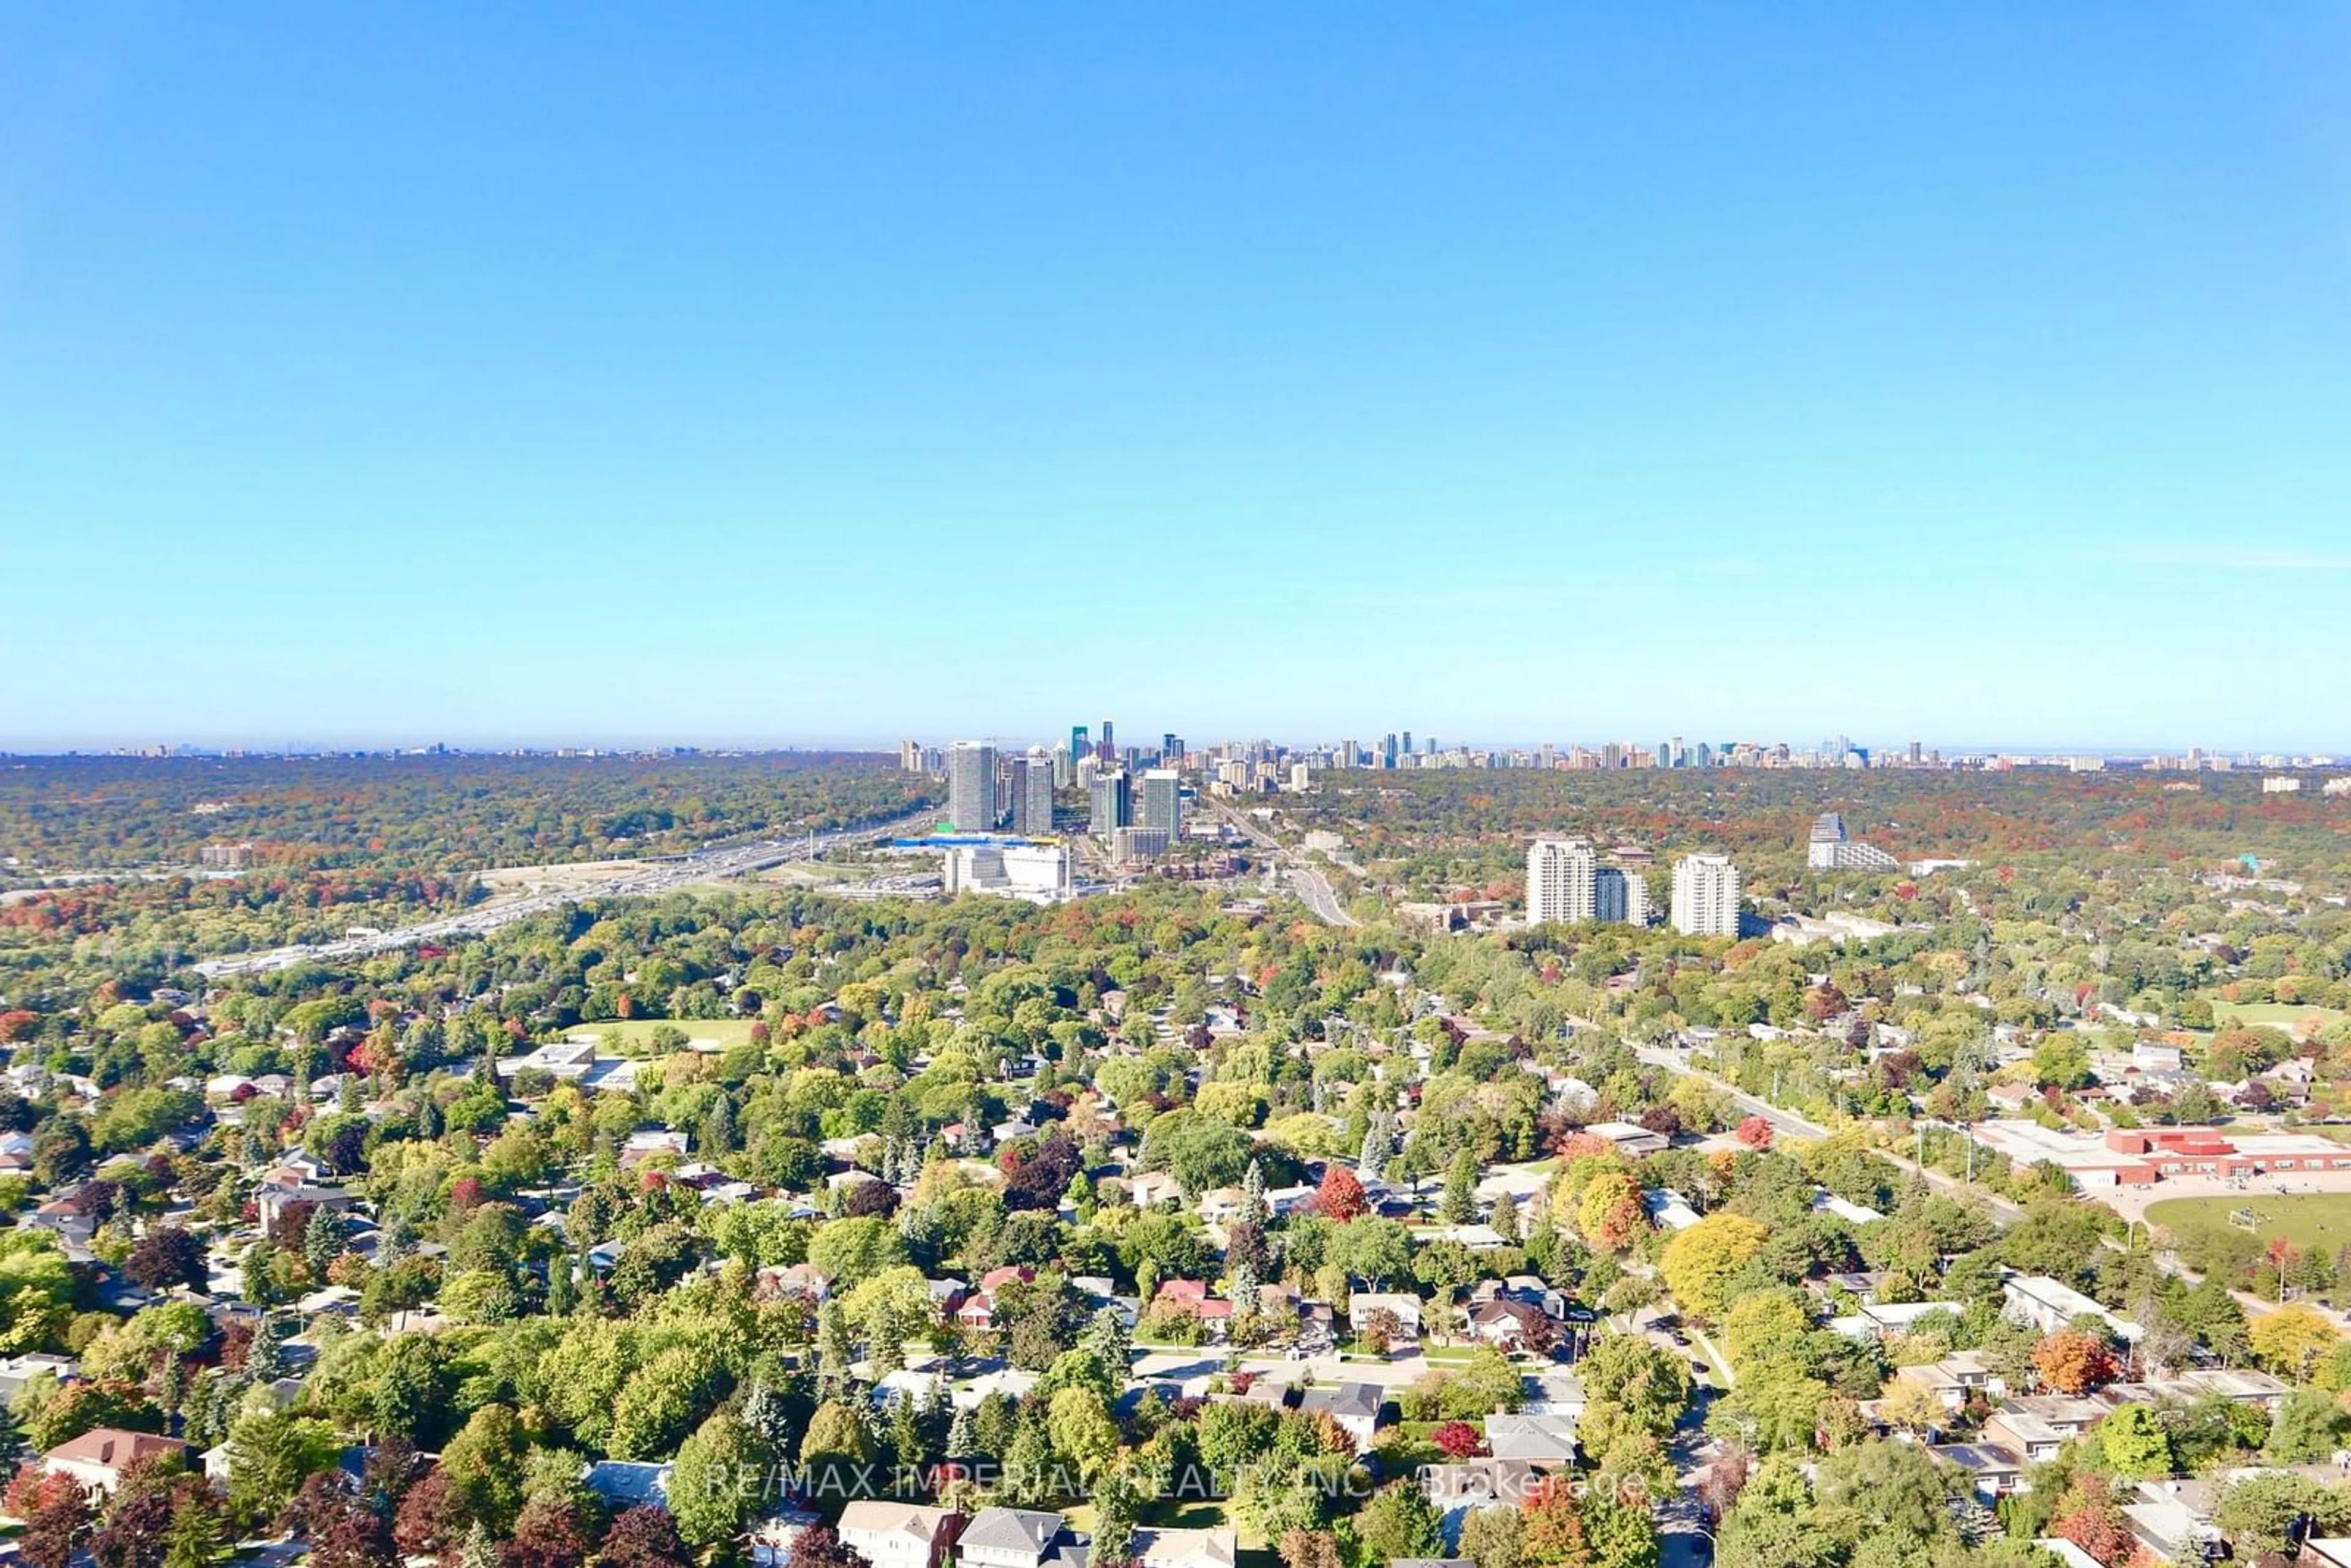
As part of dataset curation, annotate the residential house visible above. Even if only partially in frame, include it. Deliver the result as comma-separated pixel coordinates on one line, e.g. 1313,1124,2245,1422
255,1178,354,1233
1827,1300,1967,1341
1422,1458,1542,1520
1582,1122,1670,1157
1130,1528,1236,1568
1909,1352,2004,1411
582,1460,672,1510
1262,1184,1318,1218
2122,1481,2222,1563
1151,1280,1234,1325
1929,1443,2029,1502
1640,1190,1701,1232
1196,1188,1251,1225
838,1502,964,1568
44,1429,191,1494
1127,1172,1184,1208
1468,1299,1551,1353
0,1352,77,1403
1348,1292,1423,1340
1983,1396,2110,1463
1521,1372,1587,1420
1483,1414,1578,1468
1297,1382,1383,1449
2002,1274,2143,1342
958,1507,1089,1568
2094,1368,2289,1412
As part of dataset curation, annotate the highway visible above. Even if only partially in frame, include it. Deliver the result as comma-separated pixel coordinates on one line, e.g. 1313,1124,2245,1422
192,808,937,977
1205,797,1359,927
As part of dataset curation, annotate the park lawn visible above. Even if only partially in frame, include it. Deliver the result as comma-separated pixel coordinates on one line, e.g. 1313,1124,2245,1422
561,1017,765,1049
2146,1193,2351,1255
2198,996,2350,1033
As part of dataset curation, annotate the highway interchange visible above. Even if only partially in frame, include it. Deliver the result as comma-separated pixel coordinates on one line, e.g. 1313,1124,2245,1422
192,809,939,978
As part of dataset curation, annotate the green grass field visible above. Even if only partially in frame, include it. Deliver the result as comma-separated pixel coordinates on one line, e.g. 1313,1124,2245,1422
2147,1193,2351,1253
2198,997,2350,1033
559,1017,764,1049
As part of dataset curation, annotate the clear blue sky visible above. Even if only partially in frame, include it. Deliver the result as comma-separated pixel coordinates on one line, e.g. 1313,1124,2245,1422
4,6,2348,753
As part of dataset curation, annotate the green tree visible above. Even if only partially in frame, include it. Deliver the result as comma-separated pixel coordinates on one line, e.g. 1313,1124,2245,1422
1355,1480,1445,1562
2098,1405,2175,1478
2214,1472,2351,1561
1439,1150,1479,1225
668,1411,769,1548
438,1404,527,1531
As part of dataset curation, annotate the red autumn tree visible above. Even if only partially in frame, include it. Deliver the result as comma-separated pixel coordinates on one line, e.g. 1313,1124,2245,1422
1314,1163,1368,1221
789,1526,873,1568
2033,1330,2120,1395
1431,1420,1485,1458
503,1497,592,1568
1518,1474,1591,1568
392,1469,466,1561
1734,1116,1775,1150
598,1507,692,1568
18,1474,89,1568
2053,1479,2136,1567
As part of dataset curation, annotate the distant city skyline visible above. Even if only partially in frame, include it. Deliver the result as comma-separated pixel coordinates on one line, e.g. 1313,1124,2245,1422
8,729,2343,763
5,10,2348,749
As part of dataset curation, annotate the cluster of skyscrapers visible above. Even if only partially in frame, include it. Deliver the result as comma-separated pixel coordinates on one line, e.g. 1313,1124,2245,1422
912,726,1188,863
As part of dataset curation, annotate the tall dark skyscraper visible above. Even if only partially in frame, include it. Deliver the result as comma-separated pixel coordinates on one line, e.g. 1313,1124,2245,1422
1071,725,1089,763
1162,732,1181,763
1097,719,1115,762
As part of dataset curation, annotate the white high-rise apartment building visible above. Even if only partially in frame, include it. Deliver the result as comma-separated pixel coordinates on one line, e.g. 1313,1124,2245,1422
1670,853,1742,936
947,741,999,833
1526,838,1599,925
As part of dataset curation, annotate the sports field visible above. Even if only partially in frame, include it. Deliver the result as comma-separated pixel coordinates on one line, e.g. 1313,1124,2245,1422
2146,1193,2351,1253
2199,997,2350,1034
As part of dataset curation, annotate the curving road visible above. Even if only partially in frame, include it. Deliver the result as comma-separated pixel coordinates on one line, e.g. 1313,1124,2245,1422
1205,798,1359,927
193,808,938,977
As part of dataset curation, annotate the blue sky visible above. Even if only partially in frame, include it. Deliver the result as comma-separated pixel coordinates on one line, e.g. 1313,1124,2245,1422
3,6,2348,752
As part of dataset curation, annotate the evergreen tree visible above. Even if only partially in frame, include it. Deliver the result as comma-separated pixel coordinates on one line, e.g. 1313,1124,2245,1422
158,1353,187,1426
459,1523,500,1568
162,1491,228,1568
1242,1159,1267,1220
304,1206,343,1279
1439,1149,1478,1224
1359,1109,1393,1179
887,1395,926,1474
545,1258,577,1318
945,1406,977,1460
246,1317,285,1383
740,1379,795,1458
699,1096,737,1157
1492,1192,1523,1245
816,1302,855,1402
1080,1307,1132,1378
